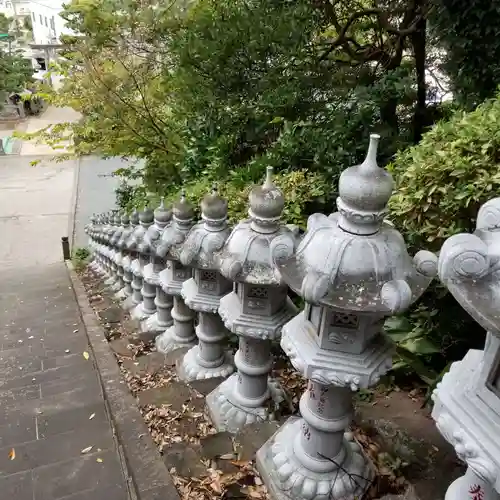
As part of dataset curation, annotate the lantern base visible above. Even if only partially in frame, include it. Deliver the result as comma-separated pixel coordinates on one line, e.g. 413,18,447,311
206,373,285,432
432,349,500,495
104,274,116,287
122,293,140,311
115,286,129,301
177,345,234,382
155,324,197,354
110,279,123,292
140,312,171,333
256,417,374,500
131,302,153,322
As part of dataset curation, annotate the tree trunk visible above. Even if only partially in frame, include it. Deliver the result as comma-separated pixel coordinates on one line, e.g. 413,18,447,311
411,13,427,143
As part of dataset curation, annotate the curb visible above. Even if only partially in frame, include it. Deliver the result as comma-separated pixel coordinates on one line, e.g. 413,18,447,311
68,156,81,251
65,261,180,500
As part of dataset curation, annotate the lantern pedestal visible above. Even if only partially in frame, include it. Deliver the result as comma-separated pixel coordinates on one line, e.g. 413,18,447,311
156,296,196,353
124,258,142,310
155,258,196,354
257,417,372,500
206,290,295,432
256,312,392,500
141,286,173,332
432,349,500,500
177,277,234,382
111,252,124,291
131,263,156,321
206,372,285,433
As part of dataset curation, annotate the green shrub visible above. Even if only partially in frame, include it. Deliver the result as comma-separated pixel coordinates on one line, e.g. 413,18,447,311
386,93,500,384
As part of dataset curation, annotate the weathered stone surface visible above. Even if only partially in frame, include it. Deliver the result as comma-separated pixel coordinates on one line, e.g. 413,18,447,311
188,376,225,396
200,431,233,459
379,485,420,500
0,263,131,500
163,443,208,478
235,421,280,461
98,306,123,324
121,352,166,377
32,450,125,500
165,347,189,367
355,390,463,500
137,381,193,411
109,338,134,358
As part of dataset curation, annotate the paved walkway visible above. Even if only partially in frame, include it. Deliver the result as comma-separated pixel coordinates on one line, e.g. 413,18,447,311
0,156,75,269
0,264,131,499
0,126,132,498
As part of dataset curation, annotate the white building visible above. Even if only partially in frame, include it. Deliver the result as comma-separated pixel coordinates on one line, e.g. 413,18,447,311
0,0,31,20
29,0,72,45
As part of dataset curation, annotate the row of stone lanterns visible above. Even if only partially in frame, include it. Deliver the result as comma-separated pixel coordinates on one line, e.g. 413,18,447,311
84,134,448,500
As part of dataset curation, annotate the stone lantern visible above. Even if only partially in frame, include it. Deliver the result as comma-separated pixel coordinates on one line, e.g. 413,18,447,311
117,209,140,301
124,207,154,311
102,211,119,279
86,214,98,271
95,213,110,276
122,209,143,309
155,192,197,354
256,134,438,500
110,212,131,293
206,167,298,432
433,197,500,500
133,199,173,329
176,186,234,381
104,212,125,288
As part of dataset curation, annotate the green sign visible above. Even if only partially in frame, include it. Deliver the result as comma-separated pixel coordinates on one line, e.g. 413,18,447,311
0,33,10,38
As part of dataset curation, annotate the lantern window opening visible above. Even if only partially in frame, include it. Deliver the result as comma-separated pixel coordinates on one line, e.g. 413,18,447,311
248,286,269,299
330,312,359,330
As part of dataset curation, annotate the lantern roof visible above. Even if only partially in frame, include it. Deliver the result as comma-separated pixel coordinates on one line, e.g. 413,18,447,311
275,134,437,313
438,197,500,334
180,186,231,269
130,208,140,226
216,167,297,285
153,198,172,226
139,206,154,226
156,191,195,261
141,200,171,252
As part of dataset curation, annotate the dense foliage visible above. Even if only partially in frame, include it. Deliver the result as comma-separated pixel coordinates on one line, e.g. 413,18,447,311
429,0,500,109
0,51,33,104
32,0,500,386
385,94,500,384
37,0,438,217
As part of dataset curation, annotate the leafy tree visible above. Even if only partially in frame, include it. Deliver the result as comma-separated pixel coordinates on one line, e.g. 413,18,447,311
0,50,33,103
429,0,500,109
0,13,10,33
36,0,441,209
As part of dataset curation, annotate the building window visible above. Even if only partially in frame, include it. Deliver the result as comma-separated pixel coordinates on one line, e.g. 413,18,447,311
6,1,11,7
39,14,42,24
50,16,55,30
32,12,35,22
44,16,48,27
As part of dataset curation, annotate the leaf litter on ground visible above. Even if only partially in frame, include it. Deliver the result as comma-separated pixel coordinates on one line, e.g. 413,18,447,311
80,265,409,499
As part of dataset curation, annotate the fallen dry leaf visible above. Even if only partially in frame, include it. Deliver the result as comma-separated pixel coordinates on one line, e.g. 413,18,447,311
96,458,103,463
81,446,93,454
8,448,15,461
83,351,90,360
89,413,96,420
